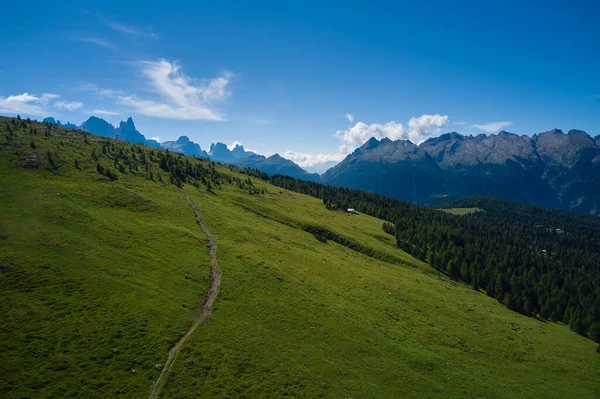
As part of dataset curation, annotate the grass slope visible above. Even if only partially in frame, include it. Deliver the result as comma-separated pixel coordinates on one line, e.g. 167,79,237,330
1,117,599,398
439,208,483,216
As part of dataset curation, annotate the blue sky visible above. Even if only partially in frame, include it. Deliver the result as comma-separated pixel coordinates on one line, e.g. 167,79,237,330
1,0,599,167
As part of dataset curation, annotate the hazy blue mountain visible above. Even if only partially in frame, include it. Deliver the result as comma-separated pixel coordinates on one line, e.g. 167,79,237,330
206,142,320,181
79,116,161,148
231,154,321,182
230,143,254,159
209,142,255,163
323,130,600,214
43,117,78,130
48,114,317,182
80,116,116,138
116,117,161,148
161,136,209,158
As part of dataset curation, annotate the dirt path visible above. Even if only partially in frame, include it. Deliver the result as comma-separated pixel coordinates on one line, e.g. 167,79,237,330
149,192,222,399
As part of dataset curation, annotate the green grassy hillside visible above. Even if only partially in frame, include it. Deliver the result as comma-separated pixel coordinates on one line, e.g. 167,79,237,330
1,117,599,398
439,207,483,215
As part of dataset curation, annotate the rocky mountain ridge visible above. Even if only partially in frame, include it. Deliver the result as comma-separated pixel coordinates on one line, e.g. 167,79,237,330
323,129,600,214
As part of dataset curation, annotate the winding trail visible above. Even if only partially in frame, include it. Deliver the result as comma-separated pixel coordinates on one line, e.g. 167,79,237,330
149,192,222,399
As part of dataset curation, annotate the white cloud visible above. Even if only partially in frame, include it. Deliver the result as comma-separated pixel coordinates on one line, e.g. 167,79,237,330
40,93,60,102
83,60,232,121
281,114,449,169
200,73,233,103
5,93,39,103
407,114,449,141
107,22,159,39
74,37,116,50
103,59,232,121
248,114,449,170
91,109,120,116
115,95,220,121
282,151,345,168
335,121,407,154
334,114,449,153
345,113,354,122
0,92,60,116
140,60,231,104
150,136,161,142
471,121,512,133
54,101,83,111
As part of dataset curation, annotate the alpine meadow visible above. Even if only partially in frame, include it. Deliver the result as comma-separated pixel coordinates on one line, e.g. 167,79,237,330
1,117,600,398
3,3,600,398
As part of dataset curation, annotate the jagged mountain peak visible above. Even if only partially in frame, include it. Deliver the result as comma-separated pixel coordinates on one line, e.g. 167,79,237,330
231,143,251,157
360,137,381,150
209,142,227,153
324,128,600,213
176,136,191,144
119,117,136,130
84,115,111,124
541,128,564,135
161,135,208,158
79,115,160,148
230,153,320,182
43,117,78,129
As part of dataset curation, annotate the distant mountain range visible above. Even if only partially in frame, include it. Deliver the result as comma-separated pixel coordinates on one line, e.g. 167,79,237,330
161,136,209,158
43,115,600,214
44,115,318,181
322,129,600,215
43,117,78,130
230,154,320,182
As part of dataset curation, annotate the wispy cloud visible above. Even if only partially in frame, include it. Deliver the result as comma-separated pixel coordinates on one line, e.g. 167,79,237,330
73,37,116,50
106,22,159,39
453,121,468,125
91,109,120,116
55,101,83,111
345,113,354,122
471,121,512,133
0,92,68,116
89,59,233,121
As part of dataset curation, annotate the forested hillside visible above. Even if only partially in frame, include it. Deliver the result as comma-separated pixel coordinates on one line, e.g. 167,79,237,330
269,177,600,342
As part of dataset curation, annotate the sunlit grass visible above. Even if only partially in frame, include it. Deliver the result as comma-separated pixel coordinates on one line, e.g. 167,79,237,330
1,118,599,398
